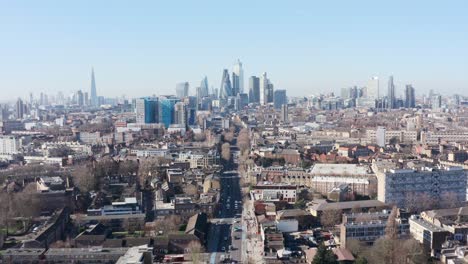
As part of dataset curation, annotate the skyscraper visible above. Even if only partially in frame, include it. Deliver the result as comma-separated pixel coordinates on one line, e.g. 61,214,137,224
432,95,442,110
90,68,98,107
281,104,289,123
232,59,244,95
159,96,180,128
405,85,415,108
219,69,232,100
174,102,187,128
16,98,24,119
135,97,158,124
200,76,209,98
366,76,379,99
249,76,260,103
273,89,287,109
259,72,271,105
176,82,189,98
387,76,396,109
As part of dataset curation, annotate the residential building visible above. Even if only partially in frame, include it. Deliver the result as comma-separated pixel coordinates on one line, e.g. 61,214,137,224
373,161,466,207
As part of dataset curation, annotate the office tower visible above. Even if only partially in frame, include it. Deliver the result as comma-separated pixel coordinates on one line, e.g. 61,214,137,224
341,88,349,99
249,76,260,103
239,93,249,109
135,97,158,124
29,93,34,104
200,76,209,98
232,59,244,95
16,98,24,119
405,85,415,108
432,95,442,110
84,92,89,106
174,102,187,128
90,68,98,106
267,83,274,103
260,72,271,105
273,89,287,109
387,76,396,109
366,76,379,99
219,69,232,100
158,96,180,128
281,104,289,123
77,90,84,106
184,96,197,125
176,82,189,99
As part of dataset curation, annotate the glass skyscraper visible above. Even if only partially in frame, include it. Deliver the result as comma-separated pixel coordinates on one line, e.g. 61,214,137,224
273,89,287,109
159,97,180,128
135,97,158,124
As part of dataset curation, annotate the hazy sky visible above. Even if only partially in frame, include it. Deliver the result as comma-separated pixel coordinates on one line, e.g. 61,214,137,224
1,0,468,101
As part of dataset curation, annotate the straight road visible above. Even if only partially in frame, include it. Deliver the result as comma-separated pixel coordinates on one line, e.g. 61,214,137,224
207,168,243,263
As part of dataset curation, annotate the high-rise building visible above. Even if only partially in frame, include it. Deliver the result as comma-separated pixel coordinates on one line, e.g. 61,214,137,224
174,102,187,128
16,98,24,119
405,85,415,108
232,59,244,95
90,68,98,107
432,95,442,110
249,76,260,103
387,76,396,109
281,104,289,123
77,90,84,106
200,76,209,98
158,96,180,128
176,82,189,99
366,76,379,99
273,89,287,109
219,69,232,100
260,72,272,105
267,83,274,103
135,97,158,124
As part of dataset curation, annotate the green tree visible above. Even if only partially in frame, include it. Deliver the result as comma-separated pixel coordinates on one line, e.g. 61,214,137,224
312,244,338,264
355,256,368,264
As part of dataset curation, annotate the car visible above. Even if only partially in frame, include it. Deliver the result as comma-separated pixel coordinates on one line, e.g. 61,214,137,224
224,236,228,241
221,247,225,251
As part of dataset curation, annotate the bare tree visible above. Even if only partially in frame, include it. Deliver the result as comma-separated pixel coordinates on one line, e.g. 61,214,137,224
221,143,231,161
71,165,96,193
385,206,398,240
187,240,204,264
138,156,169,187
152,215,182,236
223,132,234,143
237,128,250,153
440,191,461,209
320,209,342,228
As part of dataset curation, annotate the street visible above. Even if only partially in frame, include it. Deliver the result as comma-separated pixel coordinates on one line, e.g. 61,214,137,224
207,170,243,263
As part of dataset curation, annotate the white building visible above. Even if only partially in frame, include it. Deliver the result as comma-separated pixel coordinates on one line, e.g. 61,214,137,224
374,161,466,207
0,135,21,155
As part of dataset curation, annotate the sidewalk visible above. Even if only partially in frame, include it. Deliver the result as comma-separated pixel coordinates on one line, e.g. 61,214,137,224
242,198,264,263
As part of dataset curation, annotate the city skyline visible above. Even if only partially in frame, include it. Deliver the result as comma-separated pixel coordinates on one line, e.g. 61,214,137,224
1,1,468,101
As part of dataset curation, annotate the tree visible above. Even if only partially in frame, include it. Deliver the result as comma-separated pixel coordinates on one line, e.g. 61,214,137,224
320,209,342,228
223,131,234,143
385,206,398,240
138,156,169,187
221,143,231,161
187,240,204,264
71,165,96,193
440,191,461,209
152,215,182,236
237,128,250,153
312,244,338,264
354,256,368,264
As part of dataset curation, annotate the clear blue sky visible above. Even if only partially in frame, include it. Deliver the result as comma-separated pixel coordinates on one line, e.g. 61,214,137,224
1,0,467,101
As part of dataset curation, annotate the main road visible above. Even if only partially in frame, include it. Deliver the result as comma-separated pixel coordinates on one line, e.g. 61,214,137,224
206,164,244,263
